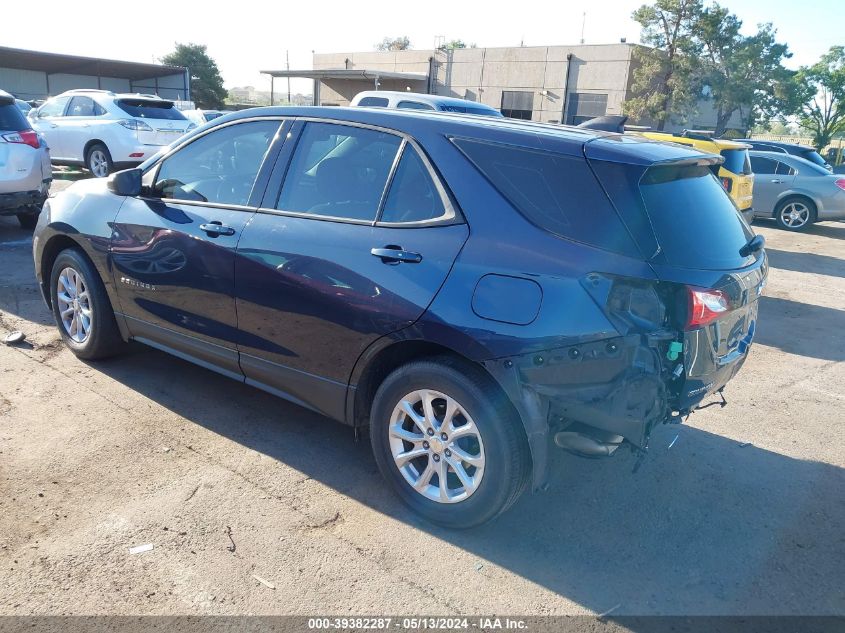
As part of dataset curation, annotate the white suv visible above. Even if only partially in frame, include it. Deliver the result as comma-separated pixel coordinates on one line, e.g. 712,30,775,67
31,90,195,177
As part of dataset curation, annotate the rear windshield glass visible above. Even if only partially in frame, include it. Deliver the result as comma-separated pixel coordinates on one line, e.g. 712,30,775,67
638,164,753,269
453,137,639,256
357,97,389,107
0,103,29,132
719,149,751,175
115,99,186,120
798,149,828,167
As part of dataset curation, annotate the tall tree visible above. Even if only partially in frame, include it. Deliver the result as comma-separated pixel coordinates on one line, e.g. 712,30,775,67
793,46,845,150
375,36,411,51
696,5,792,135
161,43,226,109
440,39,475,50
624,0,703,129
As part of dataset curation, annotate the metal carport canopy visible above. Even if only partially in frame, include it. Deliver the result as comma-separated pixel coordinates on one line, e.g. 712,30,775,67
0,46,186,81
259,68,429,105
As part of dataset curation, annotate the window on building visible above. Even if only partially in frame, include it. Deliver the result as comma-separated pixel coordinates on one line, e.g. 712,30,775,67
566,93,608,126
500,91,533,120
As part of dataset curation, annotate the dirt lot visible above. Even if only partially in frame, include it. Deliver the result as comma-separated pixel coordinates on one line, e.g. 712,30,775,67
1,182,843,616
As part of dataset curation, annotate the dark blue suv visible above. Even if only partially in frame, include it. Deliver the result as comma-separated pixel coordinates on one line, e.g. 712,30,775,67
33,107,766,527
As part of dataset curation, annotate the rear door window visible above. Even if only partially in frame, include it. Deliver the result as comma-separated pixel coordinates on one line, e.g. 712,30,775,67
116,99,187,121
452,137,639,256
67,96,97,117
277,122,402,221
636,164,753,270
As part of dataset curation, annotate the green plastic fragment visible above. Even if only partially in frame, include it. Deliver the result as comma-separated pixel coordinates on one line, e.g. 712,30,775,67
667,341,684,361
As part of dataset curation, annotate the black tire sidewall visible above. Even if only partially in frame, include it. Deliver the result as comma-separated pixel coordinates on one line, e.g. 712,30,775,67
49,249,120,359
775,197,815,231
370,360,528,529
86,144,112,177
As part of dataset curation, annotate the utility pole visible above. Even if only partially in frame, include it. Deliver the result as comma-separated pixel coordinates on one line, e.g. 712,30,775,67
580,12,586,44
286,50,291,104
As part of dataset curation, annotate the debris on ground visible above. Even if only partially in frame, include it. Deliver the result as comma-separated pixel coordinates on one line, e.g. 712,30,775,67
738,442,753,448
3,331,25,345
128,543,154,555
252,574,275,589
225,525,236,553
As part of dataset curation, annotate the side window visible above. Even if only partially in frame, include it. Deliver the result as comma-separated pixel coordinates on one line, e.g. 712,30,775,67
357,97,389,107
775,161,795,176
397,101,435,110
750,156,777,174
38,96,70,118
67,97,96,117
153,120,280,206
277,122,401,221
380,145,446,223
453,137,638,256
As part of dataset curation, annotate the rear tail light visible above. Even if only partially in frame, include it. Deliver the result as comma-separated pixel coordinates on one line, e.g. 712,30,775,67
117,119,153,132
686,286,731,329
721,177,732,193
1,129,40,149
834,178,845,191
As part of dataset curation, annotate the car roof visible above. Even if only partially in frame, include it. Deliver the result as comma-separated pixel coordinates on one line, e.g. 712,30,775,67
742,139,817,152
355,91,498,109
208,105,717,166
749,150,830,172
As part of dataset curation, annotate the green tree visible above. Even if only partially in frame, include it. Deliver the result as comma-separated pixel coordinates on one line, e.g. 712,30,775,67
440,39,476,50
696,5,792,136
161,43,226,109
793,46,845,150
375,36,411,51
624,0,703,129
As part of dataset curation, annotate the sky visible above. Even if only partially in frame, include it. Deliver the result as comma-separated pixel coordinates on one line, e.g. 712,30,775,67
3,0,842,95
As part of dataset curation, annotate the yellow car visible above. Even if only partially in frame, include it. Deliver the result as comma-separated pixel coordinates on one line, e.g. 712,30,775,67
641,132,754,222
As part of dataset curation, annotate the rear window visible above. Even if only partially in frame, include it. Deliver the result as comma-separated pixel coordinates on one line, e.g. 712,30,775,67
0,103,29,132
798,149,828,168
115,99,186,120
719,149,751,175
357,97,389,107
638,164,753,270
452,137,639,256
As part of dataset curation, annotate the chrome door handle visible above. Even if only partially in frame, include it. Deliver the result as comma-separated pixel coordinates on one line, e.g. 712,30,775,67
199,222,236,237
770,179,784,183
370,246,422,264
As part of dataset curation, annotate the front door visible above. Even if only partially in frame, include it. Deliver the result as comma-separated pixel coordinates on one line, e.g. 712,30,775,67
749,155,796,216
234,121,469,420
110,118,285,377
32,95,70,159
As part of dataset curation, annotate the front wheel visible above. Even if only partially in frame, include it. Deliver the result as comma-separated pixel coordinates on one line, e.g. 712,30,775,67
49,248,126,360
86,143,113,178
370,357,531,528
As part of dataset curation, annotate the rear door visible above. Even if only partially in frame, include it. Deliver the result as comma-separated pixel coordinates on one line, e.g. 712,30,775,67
111,118,285,377
234,120,469,420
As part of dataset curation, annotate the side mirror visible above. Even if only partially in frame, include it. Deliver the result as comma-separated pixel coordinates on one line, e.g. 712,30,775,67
107,168,143,197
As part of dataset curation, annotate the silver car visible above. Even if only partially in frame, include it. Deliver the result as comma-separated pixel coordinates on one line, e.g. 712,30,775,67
0,89,51,229
749,150,845,231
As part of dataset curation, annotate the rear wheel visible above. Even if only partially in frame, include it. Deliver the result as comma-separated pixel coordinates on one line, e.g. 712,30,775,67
370,357,530,528
86,143,112,178
49,248,125,360
775,197,815,231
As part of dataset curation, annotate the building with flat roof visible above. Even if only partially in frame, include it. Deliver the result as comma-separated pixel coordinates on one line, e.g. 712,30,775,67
262,43,745,133
0,46,189,102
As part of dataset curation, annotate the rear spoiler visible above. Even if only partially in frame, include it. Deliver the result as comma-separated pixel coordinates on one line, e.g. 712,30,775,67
0,94,14,106
116,97,176,108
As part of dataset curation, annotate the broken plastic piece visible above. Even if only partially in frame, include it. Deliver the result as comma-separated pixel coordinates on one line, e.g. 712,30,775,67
3,331,25,345
666,341,683,361
252,574,275,589
129,543,153,555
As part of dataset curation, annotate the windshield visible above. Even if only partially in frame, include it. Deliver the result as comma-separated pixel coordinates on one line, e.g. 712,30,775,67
115,99,187,121
638,164,754,270
719,148,752,175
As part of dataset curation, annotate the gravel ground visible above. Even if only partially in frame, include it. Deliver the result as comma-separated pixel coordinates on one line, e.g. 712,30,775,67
0,182,843,616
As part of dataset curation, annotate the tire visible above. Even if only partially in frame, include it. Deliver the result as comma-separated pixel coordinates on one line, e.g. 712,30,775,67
49,248,125,360
16,211,38,230
370,356,531,529
775,196,815,231
85,143,113,178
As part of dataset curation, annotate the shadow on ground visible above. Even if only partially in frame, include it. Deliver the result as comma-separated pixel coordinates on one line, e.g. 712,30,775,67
756,295,845,362
89,345,844,615
766,248,845,279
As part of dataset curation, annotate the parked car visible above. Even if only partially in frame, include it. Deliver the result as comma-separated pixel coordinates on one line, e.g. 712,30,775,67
351,91,503,117
749,150,845,230
640,131,755,223
33,107,766,527
14,98,32,116
181,109,234,126
31,90,195,177
740,139,832,172
0,90,51,229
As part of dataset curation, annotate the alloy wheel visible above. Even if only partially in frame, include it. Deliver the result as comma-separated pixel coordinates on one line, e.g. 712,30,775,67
780,202,810,228
388,389,485,504
56,267,92,343
89,150,109,177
